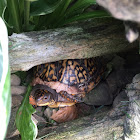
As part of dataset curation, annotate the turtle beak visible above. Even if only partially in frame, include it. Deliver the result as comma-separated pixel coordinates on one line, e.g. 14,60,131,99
36,102,50,106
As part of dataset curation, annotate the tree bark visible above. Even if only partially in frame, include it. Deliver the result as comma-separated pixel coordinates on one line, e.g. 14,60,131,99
9,19,137,73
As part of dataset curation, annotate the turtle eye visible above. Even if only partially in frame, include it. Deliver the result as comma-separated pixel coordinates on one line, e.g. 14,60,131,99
44,97,48,99
43,94,51,102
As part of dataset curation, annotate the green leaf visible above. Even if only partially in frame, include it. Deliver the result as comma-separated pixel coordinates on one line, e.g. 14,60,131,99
16,85,38,140
30,0,62,16
0,17,11,139
63,10,111,25
54,0,96,27
65,0,96,17
0,0,6,17
7,0,22,33
45,0,72,27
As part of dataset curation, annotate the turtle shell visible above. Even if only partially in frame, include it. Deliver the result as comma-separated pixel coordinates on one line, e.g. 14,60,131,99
31,57,106,105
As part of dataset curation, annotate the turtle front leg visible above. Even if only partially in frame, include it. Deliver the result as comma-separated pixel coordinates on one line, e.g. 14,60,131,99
50,105,78,123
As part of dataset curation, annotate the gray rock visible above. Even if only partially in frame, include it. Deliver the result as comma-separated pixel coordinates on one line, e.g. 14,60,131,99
97,0,140,22
11,95,23,107
124,73,140,140
6,107,19,138
11,74,21,86
109,91,129,118
11,86,27,95
35,106,44,117
113,91,128,108
83,81,113,105
44,108,57,122
32,114,47,128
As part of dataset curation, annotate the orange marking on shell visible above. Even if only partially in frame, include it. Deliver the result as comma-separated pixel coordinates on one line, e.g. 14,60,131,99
73,61,79,68
50,64,55,69
78,73,83,78
68,60,72,65
49,70,54,75
89,71,92,75
76,67,79,71
79,67,83,71
59,67,66,81
87,81,95,91
62,60,67,67
96,76,101,83
29,95,37,107
70,65,75,70
45,64,50,79
84,59,87,67
91,67,95,72
70,77,76,83
52,75,57,80
80,79,84,83
83,70,86,75
75,70,79,83
43,68,47,75
48,77,51,81
83,70,87,80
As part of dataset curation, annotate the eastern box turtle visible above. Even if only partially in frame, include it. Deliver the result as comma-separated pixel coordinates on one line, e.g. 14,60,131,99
29,57,106,123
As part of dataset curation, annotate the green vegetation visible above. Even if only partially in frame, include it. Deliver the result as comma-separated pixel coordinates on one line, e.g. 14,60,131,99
16,85,37,140
0,18,11,140
0,0,110,34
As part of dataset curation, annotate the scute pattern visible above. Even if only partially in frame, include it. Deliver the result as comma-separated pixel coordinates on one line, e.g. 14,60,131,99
34,57,105,91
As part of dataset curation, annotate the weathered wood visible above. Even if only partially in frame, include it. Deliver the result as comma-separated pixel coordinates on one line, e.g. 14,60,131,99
37,107,125,140
9,19,137,73
97,0,140,22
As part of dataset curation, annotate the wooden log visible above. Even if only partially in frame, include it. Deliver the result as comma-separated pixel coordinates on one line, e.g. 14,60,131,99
9,19,137,73
37,107,125,140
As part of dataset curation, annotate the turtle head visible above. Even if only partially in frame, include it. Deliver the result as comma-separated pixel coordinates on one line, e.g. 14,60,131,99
29,84,58,107
34,89,55,106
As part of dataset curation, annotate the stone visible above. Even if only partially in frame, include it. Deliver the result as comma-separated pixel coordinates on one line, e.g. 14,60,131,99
11,74,21,86
11,86,27,95
35,106,44,117
113,91,128,108
11,95,23,107
44,107,54,121
97,0,140,22
6,107,20,138
32,114,46,128
83,81,113,105
124,73,140,140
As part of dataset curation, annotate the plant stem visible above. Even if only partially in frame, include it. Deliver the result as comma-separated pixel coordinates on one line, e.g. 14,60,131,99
7,0,22,33
24,0,30,31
